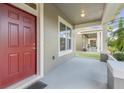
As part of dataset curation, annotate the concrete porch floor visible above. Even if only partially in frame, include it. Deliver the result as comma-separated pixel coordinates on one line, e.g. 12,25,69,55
41,57,107,89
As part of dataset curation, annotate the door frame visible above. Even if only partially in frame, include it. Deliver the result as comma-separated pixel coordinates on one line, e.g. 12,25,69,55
6,3,44,88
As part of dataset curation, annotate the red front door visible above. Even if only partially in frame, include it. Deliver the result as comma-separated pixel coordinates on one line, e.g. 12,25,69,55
0,4,36,88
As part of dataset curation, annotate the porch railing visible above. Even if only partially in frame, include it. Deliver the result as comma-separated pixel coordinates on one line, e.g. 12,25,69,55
107,53,118,62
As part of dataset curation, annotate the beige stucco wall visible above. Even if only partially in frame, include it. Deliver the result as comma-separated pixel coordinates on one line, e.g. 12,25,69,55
44,4,74,74
76,34,83,51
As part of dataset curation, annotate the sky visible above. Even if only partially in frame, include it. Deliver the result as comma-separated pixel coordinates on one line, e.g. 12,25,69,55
117,8,124,18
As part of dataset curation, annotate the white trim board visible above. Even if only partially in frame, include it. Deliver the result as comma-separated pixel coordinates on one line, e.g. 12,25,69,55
10,3,38,16
58,16,73,28
39,3,44,77
58,16,73,57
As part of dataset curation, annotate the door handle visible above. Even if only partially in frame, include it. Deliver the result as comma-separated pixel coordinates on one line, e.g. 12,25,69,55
32,47,36,50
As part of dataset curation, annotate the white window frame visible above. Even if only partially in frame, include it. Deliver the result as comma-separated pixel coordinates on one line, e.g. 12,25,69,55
58,16,73,57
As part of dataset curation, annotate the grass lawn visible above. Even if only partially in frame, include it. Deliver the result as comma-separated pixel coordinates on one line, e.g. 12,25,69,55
75,51,100,60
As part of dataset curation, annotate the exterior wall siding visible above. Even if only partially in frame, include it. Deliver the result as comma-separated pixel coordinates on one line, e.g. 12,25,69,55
76,34,83,51
44,4,74,74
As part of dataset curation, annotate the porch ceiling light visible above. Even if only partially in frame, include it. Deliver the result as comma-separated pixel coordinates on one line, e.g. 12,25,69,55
81,13,86,17
81,10,86,17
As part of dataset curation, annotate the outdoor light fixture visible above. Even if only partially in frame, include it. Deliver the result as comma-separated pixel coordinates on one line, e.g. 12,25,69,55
81,10,86,17
81,13,86,17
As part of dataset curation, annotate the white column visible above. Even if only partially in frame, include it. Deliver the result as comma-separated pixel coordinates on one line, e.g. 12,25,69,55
73,30,76,53
82,35,86,48
97,32,100,52
101,26,108,53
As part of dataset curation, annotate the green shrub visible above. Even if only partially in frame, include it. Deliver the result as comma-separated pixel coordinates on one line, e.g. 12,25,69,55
113,52,124,61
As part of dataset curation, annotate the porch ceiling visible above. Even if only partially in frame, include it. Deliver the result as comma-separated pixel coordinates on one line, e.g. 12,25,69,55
54,3,105,25
83,33,97,38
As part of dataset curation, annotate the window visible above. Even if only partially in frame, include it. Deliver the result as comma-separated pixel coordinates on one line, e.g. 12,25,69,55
60,23,66,51
58,16,73,56
90,40,96,47
25,3,37,10
67,27,71,49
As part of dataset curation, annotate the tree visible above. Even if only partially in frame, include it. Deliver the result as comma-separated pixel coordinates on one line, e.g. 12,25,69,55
108,17,124,52
114,17,124,51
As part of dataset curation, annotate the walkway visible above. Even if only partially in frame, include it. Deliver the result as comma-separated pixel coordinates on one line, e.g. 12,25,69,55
41,57,107,89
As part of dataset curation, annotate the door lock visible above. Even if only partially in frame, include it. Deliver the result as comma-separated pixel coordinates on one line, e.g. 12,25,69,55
32,47,36,50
